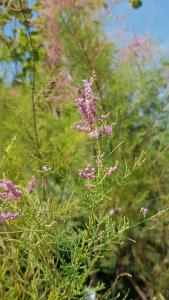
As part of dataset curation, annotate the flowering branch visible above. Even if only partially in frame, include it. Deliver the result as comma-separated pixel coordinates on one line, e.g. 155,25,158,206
74,73,118,191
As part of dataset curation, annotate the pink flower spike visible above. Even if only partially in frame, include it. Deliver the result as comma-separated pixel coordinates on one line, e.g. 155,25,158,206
140,207,148,217
75,73,97,130
0,180,22,200
27,177,36,193
0,212,20,224
74,74,113,139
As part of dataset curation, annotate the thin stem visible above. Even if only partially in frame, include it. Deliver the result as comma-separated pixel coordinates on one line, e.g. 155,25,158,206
17,1,47,200
18,0,41,163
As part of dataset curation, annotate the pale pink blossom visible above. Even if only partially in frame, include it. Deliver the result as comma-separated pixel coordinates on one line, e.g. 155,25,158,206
79,164,96,180
140,207,148,217
89,128,102,139
74,122,92,132
42,165,51,173
27,177,36,193
122,35,151,62
105,161,118,176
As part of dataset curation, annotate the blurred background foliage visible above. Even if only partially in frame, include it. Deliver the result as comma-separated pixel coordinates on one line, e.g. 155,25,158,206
0,0,169,299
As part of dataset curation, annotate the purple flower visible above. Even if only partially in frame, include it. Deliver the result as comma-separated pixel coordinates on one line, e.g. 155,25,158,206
83,79,96,124
103,125,112,136
75,73,97,131
27,177,36,193
140,207,148,217
89,125,112,139
0,212,20,224
79,164,96,180
0,180,22,200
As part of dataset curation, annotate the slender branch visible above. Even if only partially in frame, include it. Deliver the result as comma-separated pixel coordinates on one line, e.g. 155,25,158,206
18,0,41,163
17,1,47,200
112,272,132,290
129,278,148,300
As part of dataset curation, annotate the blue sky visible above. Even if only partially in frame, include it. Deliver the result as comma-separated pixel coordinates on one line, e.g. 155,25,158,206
108,0,169,50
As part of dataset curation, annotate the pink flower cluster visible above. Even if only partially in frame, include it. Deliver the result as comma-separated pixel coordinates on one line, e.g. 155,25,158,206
79,164,96,180
0,177,37,200
0,179,21,224
89,125,112,139
39,0,62,66
105,164,118,176
27,177,36,194
0,180,22,200
79,161,118,181
122,35,151,62
75,76,96,126
39,0,76,66
0,177,37,225
0,212,20,224
74,74,112,139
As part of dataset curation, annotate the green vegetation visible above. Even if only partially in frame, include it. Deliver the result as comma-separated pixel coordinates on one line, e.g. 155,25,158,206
0,1,169,299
